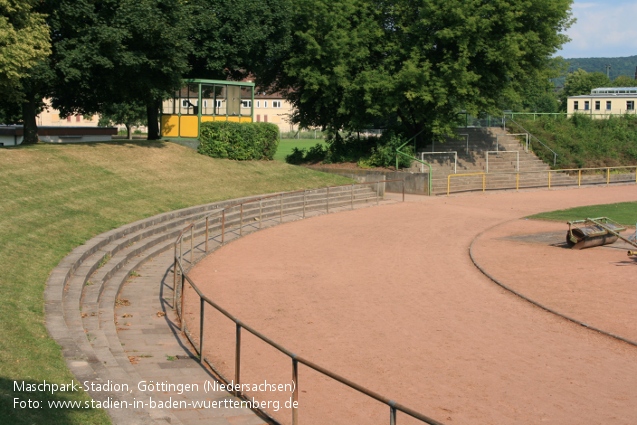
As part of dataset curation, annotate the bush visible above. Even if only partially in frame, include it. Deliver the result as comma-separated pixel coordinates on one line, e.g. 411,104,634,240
198,121,279,160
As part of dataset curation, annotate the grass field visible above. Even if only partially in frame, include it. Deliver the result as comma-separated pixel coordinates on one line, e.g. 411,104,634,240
0,140,351,424
274,138,326,162
529,201,637,225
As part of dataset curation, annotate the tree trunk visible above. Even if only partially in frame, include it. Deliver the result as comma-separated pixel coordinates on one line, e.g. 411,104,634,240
21,97,39,145
146,99,161,140
125,123,132,140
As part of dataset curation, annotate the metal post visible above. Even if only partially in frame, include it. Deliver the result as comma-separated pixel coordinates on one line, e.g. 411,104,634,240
259,200,262,229
240,204,243,236
326,187,330,213
607,168,610,185
199,298,205,363
302,190,306,218
205,217,209,252
578,170,582,187
482,174,486,192
516,173,519,191
173,257,178,309
180,274,186,331
280,194,283,223
390,406,397,425
376,182,379,205
548,171,551,189
235,324,242,396
221,210,225,244
351,184,354,209
190,227,193,264
292,359,299,425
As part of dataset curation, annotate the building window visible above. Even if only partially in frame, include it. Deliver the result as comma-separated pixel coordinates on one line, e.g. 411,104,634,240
272,100,281,108
606,101,612,110
67,116,71,122
573,101,579,110
256,115,260,122
595,101,600,111
241,100,252,108
584,101,589,110
256,100,260,108
76,115,81,122
264,115,268,122
264,101,268,108
627,101,635,111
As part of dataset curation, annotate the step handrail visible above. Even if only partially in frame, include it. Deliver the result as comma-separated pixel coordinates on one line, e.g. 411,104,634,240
505,117,558,166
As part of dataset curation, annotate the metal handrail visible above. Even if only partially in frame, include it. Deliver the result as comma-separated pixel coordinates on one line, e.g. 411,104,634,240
506,117,558,166
172,180,446,425
446,165,637,195
485,150,519,173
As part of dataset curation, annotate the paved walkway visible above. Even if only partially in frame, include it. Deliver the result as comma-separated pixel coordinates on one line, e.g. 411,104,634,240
116,249,265,425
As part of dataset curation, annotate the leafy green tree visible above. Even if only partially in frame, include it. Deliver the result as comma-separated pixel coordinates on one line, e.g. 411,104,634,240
48,0,190,140
272,0,573,147
98,101,147,139
185,0,292,82
558,69,610,110
611,75,636,87
1,0,190,143
0,0,50,103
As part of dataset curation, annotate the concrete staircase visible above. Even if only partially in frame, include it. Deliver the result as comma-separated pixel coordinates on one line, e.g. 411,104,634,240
413,128,576,195
44,185,384,425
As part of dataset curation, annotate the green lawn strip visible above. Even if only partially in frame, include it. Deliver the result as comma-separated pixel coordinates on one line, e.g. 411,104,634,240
274,138,326,162
528,202,637,226
0,141,351,424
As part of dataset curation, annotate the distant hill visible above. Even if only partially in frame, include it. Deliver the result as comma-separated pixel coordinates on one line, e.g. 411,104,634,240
564,55,637,82
550,55,637,88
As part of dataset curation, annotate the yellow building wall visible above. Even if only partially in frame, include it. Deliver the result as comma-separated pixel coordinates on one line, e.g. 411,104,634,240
567,96,637,117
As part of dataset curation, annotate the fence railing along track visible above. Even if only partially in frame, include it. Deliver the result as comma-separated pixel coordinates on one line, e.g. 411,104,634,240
171,180,445,425
446,166,637,195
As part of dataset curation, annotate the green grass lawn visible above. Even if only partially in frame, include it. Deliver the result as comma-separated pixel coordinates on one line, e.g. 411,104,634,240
274,138,326,162
0,140,351,424
529,201,637,225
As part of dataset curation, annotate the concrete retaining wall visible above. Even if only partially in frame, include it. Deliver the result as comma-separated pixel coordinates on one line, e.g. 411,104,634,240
309,167,430,195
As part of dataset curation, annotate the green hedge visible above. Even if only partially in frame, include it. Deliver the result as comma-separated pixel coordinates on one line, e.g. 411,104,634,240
198,121,279,160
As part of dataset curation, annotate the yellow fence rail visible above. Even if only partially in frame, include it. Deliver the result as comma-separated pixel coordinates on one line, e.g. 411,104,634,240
446,166,637,196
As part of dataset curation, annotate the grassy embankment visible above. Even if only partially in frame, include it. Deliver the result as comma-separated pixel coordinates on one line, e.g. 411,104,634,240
0,141,350,425
512,114,637,169
530,201,637,226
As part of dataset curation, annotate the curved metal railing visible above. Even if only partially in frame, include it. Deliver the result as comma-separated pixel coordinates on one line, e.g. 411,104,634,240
171,180,445,425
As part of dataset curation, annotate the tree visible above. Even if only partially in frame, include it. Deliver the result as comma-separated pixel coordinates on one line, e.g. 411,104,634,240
185,0,293,83
0,0,50,103
48,0,190,140
611,75,636,87
98,101,147,139
271,0,573,146
0,0,191,143
559,69,610,110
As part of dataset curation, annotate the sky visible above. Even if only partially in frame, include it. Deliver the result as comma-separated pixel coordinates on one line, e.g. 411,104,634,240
557,0,637,58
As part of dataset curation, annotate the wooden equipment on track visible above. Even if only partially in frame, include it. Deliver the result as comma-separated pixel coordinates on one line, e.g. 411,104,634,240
567,217,637,256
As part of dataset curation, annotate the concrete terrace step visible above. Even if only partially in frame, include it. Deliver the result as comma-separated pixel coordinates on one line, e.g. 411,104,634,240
45,185,390,425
